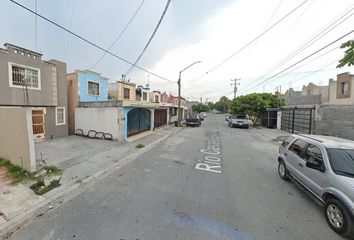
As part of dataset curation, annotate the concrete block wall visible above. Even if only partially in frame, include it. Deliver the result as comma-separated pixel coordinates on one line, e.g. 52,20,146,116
314,105,354,140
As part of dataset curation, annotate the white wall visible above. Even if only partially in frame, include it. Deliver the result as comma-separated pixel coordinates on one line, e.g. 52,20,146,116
75,108,119,140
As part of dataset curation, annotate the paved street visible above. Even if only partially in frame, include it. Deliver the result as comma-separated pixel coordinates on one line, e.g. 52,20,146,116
10,114,343,240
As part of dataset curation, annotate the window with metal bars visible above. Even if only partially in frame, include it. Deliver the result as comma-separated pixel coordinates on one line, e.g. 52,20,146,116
11,65,39,88
88,81,99,96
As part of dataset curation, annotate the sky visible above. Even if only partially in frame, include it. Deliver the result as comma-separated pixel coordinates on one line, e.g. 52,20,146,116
0,0,353,102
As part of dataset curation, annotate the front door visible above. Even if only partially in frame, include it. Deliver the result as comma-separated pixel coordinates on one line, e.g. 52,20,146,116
32,110,45,139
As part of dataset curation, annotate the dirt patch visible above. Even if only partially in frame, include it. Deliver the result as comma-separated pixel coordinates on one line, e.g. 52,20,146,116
0,167,12,187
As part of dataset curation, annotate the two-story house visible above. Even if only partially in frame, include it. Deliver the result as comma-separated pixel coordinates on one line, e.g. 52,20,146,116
0,43,68,140
0,43,68,171
108,81,157,141
150,91,168,128
67,70,109,134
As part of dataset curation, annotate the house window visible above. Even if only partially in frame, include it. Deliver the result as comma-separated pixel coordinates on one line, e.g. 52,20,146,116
9,63,41,89
124,88,130,99
341,82,349,95
88,81,99,96
55,107,65,126
155,95,159,103
143,92,147,101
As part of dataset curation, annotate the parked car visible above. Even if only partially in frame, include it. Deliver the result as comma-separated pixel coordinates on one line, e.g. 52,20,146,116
228,115,249,128
200,112,207,118
186,115,201,127
278,134,354,238
198,114,204,121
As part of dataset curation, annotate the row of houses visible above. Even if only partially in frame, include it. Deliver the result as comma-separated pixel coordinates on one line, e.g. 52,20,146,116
0,43,190,171
274,72,354,141
67,70,189,142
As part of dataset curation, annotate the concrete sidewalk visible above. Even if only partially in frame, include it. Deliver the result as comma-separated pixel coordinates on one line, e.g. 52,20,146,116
0,124,182,238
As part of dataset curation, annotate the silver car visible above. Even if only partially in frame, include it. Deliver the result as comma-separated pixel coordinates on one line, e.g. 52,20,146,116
278,134,354,238
228,115,249,129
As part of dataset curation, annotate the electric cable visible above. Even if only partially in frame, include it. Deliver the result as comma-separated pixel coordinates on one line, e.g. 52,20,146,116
9,0,174,83
90,0,147,69
125,0,172,75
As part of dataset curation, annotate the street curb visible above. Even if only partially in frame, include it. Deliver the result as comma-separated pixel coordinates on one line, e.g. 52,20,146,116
0,126,184,240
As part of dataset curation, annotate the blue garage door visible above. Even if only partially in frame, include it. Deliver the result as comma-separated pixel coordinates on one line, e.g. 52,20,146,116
127,108,151,137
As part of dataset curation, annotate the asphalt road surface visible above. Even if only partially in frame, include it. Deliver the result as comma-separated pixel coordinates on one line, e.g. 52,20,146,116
10,114,344,240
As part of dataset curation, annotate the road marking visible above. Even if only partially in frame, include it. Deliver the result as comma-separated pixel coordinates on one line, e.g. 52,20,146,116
195,131,222,174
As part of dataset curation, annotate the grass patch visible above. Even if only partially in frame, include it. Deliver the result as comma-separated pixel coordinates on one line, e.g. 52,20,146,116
136,144,145,149
30,178,61,195
43,166,62,175
0,157,63,195
0,157,33,184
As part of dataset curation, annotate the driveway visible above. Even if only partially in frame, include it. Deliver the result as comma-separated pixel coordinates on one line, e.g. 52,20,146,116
35,136,118,169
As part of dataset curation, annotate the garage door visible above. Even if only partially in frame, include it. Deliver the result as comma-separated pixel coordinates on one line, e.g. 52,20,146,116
127,108,151,137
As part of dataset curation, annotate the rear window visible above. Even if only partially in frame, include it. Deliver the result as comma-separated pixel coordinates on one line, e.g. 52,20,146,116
289,139,308,157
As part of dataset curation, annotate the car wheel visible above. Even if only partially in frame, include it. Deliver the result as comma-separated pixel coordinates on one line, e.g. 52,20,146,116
324,198,354,237
278,160,289,180
245,125,249,129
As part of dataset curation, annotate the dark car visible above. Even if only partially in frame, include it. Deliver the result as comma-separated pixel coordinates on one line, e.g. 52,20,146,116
186,115,201,127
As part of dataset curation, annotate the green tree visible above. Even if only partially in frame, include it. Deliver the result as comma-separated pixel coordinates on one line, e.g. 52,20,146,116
213,96,230,113
228,93,284,124
337,40,354,68
192,103,210,113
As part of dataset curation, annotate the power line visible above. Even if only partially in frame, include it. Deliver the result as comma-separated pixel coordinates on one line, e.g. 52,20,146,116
291,58,339,87
189,0,309,83
34,0,38,51
89,0,147,69
181,86,197,100
125,0,172,76
241,44,340,95
240,4,354,93
257,5,354,83
248,0,284,54
242,29,354,92
10,0,174,83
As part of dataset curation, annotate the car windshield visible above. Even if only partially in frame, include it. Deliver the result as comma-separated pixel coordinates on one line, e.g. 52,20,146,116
327,148,354,177
232,115,246,119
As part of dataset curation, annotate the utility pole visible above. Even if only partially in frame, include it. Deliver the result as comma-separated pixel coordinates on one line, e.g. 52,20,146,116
230,79,241,99
177,61,201,127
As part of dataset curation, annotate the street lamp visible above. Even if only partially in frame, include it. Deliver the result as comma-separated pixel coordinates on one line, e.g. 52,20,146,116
178,60,201,127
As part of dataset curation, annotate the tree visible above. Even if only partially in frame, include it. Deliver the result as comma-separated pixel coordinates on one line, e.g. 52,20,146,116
337,40,354,68
228,93,284,124
192,103,210,113
213,96,230,113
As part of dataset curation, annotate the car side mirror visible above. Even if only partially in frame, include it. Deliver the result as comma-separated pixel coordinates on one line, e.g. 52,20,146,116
306,160,325,172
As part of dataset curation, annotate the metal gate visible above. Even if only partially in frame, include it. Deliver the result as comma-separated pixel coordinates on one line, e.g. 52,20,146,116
127,108,151,137
154,109,167,128
281,107,315,134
